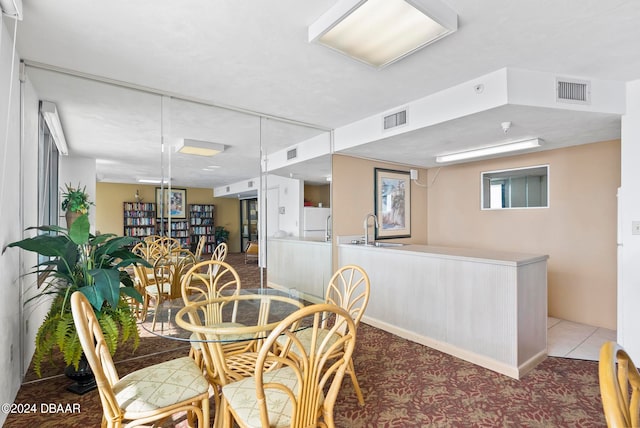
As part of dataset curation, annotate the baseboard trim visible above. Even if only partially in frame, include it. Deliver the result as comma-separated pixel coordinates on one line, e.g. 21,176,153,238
361,315,546,380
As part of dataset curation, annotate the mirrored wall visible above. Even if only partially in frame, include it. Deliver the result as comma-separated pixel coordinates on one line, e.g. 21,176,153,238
26,63,333,296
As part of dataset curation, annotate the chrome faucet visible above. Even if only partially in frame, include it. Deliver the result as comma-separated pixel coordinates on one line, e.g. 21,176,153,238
325,215,332,242
363,213,378,246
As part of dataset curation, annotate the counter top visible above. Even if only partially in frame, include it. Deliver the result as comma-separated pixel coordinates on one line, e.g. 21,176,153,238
339,242,548,266
269,236,331,244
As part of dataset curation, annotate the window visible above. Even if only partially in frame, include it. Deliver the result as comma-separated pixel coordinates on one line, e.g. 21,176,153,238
481,165,549,210
38,112,59,235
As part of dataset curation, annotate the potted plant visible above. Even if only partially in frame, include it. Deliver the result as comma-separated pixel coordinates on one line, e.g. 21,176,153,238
61,183,93,228
215,226,230,246
7,214,148,390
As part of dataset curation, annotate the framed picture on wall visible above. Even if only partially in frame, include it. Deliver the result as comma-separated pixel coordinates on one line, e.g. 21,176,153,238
155,187,187,219
374,168,411,239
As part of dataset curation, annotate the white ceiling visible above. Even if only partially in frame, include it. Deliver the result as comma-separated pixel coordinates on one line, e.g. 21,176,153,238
6,0,640,189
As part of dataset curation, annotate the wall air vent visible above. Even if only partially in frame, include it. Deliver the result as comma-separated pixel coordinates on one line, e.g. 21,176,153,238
226,186,230,192
556,78,590,104
248,180,254,188
287,148,297,160
383,109,407,131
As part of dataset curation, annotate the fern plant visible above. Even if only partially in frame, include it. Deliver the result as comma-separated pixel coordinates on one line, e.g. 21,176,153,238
7,213,149,376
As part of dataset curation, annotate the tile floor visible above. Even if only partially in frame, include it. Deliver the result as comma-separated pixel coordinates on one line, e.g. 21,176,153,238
548,317,617,361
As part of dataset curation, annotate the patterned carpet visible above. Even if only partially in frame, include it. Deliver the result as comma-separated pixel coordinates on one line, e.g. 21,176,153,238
5,253,606,427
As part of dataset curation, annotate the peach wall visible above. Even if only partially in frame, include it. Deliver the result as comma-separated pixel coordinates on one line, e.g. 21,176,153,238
332,154,429,244
427,140,620,329
95,183,241,252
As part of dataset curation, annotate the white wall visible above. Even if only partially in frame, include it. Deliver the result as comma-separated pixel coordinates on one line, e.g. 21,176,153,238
264,174,302,237
0,17,37,426
619,80,640,359
19,72,48,388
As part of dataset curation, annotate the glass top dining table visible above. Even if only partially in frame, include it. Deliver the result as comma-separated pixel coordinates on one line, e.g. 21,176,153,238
137,287,321,342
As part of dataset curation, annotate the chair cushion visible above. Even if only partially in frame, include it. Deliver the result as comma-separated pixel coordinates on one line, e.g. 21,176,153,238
276,327,340,355
113,356,209,414
145,281,171,296
222,366,322,428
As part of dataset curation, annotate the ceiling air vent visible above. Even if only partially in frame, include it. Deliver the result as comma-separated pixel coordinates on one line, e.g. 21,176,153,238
556,78,590,104
287,148,297,160
383,109,407,131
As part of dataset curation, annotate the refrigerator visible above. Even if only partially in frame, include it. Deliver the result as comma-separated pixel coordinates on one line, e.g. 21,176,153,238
302,207,331,239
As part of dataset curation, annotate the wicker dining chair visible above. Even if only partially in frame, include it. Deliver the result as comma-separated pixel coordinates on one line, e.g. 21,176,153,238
221,303,357,428
193,235,206,262
210,242,228,262
70,291,210,428
599,341,640,427
324,265,370,405
276,264,370,405
141,254,175,331
244,241,258,264
209,242,228,277
180,260,251,368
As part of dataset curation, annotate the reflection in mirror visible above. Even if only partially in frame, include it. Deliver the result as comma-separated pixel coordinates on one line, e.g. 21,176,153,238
165,97,261,259
24,62,332,298
482,165,549,209
261,117,332,301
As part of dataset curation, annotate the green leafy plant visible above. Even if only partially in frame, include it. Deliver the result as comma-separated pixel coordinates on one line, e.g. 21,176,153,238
215,226,230,245
61,183,92,214
7,214,149,376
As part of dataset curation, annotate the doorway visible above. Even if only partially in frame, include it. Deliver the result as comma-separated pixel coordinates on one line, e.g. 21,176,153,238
240,198,258,252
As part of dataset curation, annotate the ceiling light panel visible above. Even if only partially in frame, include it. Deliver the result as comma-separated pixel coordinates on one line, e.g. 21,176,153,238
309,0,458,68
176,139,226,157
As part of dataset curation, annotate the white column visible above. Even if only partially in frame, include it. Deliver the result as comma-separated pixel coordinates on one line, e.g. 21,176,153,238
619,79,640,359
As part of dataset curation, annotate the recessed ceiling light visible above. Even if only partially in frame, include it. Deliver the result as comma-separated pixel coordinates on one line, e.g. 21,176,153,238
176,139,226,156
309,0,458,68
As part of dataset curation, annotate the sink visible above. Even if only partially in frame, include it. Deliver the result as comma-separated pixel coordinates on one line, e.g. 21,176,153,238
373,242,407,247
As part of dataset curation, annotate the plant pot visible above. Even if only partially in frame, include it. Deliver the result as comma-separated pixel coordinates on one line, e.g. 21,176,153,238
64,354,96,395
65,211,83,229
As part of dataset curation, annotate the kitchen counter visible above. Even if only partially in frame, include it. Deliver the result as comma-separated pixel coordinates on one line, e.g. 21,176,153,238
338,243,549,379
270,236,331,244
341,242,547,265
266,237,332,301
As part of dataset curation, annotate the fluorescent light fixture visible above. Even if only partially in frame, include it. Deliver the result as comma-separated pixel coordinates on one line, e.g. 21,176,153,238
435,139,543,163
137,178,169,184
176,139,225,156
0,0,23,19
40,101,68,156
309,0,457,68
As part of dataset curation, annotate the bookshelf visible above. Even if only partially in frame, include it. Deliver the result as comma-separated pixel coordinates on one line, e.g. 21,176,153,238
157,219,190,248
189,204,216,254
123,202,156,240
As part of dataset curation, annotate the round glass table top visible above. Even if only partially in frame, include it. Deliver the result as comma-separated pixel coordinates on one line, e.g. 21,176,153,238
138,287,319,343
